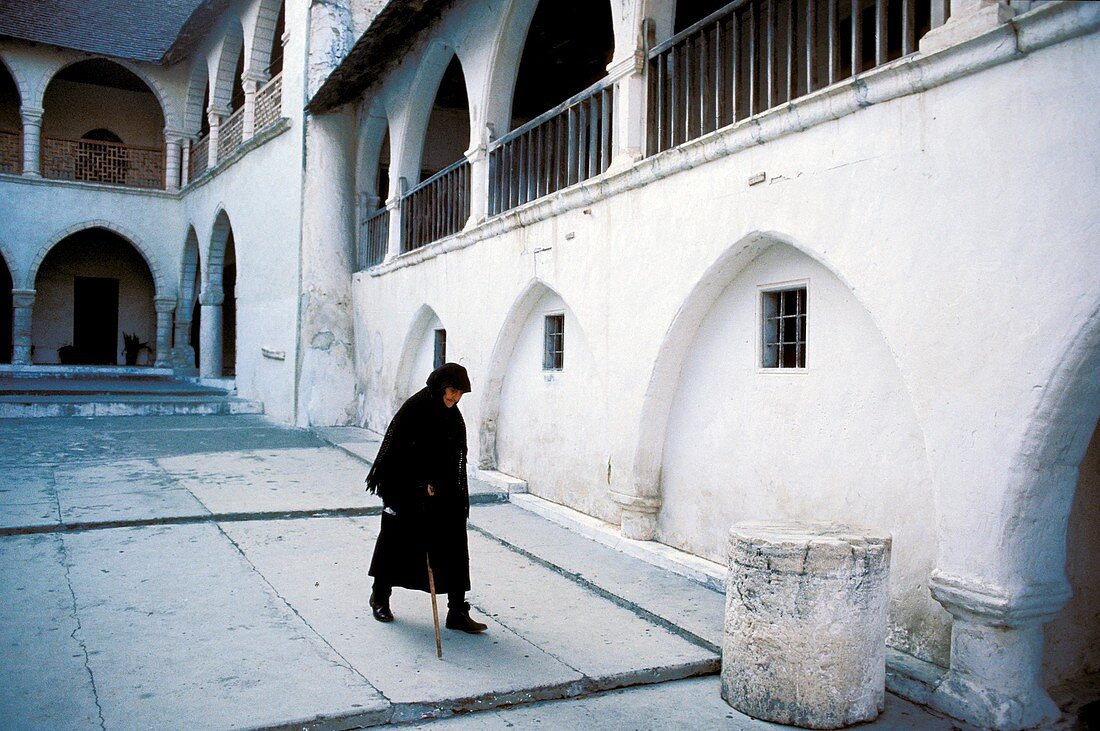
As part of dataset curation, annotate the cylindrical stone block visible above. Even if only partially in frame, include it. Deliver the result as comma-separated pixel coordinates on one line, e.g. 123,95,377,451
721,521,891,729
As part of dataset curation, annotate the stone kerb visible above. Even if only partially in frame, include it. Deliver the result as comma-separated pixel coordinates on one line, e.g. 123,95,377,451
721,521,891,729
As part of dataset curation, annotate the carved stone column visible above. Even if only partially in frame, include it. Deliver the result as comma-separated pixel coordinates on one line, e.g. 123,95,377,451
11,288,35,364
929,571,1068,730
384,177,407,263
207,109,225,167
609,490,662,541
465,136,490,229
164,131,184,191
19,106,43,177
920,0,1014,54
153,297,176,368
605,26,649,174
242,73,262,139
172,307,197,374
198,287,224,378
180,138,192,187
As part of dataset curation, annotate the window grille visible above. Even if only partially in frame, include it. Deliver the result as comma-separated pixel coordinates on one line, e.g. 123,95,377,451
433,328,447,370
762,287,806,368
543,314,565,371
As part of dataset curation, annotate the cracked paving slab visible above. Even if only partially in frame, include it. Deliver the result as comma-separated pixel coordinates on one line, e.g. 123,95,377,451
157,447,380,516
0,467,60,531
53,459,209,526
59,522,388,730
221,515,717,723
0,533,102,729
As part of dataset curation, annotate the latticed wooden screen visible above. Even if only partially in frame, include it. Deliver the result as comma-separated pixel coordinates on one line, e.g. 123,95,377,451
255,73,283,131
42,136,163,189
0,130,21,174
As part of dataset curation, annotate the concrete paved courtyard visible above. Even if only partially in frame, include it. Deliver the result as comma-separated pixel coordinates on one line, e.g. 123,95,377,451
0,414,974,730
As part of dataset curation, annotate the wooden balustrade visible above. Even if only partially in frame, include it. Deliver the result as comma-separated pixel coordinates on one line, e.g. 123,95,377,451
0,129,20,174
41,136,164,189
256,72,283,131
401,158,471,252
489,77,615,216
360,206,390,268
218,107,245,160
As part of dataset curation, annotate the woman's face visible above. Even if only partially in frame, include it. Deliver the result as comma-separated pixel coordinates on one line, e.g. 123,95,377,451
442,387,464,408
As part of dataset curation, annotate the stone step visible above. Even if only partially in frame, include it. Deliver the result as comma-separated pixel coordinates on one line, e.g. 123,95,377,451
0,394,263,418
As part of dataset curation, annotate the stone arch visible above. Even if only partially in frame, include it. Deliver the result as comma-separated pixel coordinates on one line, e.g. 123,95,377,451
205,207,234,292
27,220,169,298
394,304,446,404
481,0,540,136
247,0,285,80
183,58,210,136
391,41,475,185
0,243,13,364
45,57,172,130
630,230,921,510
179,226,201,315
1001,302,1100,677
649,233,945,664
356,98,391,204
211,20,246,113
31,226,163,366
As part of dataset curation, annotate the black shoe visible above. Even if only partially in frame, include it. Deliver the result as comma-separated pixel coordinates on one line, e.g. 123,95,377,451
445,602,487,633
369,592,393,623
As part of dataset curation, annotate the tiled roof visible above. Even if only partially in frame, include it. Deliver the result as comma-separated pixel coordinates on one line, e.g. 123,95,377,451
0,0,215,63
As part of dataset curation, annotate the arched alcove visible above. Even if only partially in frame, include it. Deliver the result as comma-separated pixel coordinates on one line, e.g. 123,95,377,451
509,0,614,130
657,241,948,666
486,281,612,521
41,59,165,187
420,55,470,181
32,228,157,365
0,58,21,174
0,253,12,363
203,210,238,378
394,305,445,404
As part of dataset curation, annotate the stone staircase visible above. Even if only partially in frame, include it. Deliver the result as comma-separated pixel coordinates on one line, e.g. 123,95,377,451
0,365,263,418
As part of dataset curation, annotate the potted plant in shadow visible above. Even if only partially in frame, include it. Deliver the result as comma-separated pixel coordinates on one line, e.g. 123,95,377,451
122,332,151,366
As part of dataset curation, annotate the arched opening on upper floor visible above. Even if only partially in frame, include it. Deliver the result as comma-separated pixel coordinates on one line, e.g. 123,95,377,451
0,59,21,174
421,55,470,182
32,228,158,366
509,0,614,130
356,103,391,268
251,0,286,81
41,59,165,189
0,253,12,363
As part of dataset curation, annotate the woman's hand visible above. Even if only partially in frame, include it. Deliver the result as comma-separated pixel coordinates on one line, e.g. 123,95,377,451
426,483,436,497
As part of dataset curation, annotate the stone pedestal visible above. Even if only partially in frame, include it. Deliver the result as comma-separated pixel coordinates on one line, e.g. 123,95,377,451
722,522,891,729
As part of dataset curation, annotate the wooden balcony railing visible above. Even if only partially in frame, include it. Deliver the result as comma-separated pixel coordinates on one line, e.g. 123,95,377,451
190,134,210,179
41,136,164,189
647,0,950,156
218,106,245,160
401,158,471,252
360,206,390,268
0,129,21,174
489,76,615,216
256,72,283,131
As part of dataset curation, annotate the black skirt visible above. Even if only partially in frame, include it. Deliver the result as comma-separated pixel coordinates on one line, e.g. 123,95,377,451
368,500,471,595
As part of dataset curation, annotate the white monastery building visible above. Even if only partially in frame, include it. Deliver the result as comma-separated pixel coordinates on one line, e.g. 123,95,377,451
0,1,1096,728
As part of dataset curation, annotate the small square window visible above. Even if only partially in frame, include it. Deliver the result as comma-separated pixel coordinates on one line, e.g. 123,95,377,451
543,314,564,371
762,287,806,369
433,328,446,370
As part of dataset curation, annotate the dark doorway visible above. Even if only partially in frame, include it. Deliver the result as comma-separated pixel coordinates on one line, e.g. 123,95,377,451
222,232,236,377
73,276,119,364
0,257,12,363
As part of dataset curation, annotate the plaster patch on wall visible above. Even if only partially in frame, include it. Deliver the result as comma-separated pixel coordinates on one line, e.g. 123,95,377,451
311,330,335,350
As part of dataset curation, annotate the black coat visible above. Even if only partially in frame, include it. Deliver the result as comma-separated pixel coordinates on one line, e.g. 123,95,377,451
366,381,471,595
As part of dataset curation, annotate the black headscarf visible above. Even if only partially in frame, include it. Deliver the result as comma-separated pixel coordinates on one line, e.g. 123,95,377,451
365,364,471,517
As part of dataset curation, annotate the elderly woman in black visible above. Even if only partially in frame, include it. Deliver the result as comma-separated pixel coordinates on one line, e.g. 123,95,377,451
365,362,487,633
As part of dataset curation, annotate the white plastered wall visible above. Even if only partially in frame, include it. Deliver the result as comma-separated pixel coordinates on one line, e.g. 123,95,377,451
351,11,1100,685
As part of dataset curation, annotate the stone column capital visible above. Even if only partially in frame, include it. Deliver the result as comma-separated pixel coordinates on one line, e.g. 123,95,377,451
154,296,178,314
606,49,646,82
19,105,44,123
164,127,188,142
199,288,224,307
929,570,1070,628
242,70,266,87
608,490,661,513
11,288,36,308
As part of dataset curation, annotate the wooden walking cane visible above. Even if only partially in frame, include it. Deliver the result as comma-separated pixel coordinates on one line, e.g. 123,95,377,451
427,554,443,659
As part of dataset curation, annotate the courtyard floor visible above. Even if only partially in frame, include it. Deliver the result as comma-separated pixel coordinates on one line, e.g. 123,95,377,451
0,414,975,730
